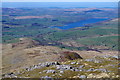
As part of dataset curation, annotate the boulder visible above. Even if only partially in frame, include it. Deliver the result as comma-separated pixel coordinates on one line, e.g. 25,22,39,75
94,68,107,72
43,70,56,74
56,65,73,70
71,62,76,64
87,68,94,72
41,76,52,78
59,70,64,73
79,65,85,68
79,75,87,78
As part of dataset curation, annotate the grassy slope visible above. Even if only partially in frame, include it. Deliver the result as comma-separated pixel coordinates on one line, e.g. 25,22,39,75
42,20,118,50
17,57,119,78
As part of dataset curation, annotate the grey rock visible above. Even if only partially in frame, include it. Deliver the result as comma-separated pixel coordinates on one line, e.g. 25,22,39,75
112,55,118,59
102,55,111,58
85,59,94,62
26,62,61,71
105,64,115,67
39,72,42,74
74,69,80,71
60,70,64,73
52,74,55,76
94,68,107,72
79,69,83,71
41,62,60,67
94,60,102,63
79,75,87,78
87,68,94,72
76,63,81,65
79,65,85,68
4,75,11,78
7,72,14,75
85,59,102,63
56,65,73,70
41,76,52,78
3,72,17,78
43,70,56,73
58,74,62,76
71,62,76,64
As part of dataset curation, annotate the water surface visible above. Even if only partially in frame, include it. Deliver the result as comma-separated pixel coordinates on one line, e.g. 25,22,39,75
52,18,108,30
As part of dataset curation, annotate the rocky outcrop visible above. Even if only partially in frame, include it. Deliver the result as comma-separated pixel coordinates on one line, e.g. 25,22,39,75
2,55,119,79
2,39,119,79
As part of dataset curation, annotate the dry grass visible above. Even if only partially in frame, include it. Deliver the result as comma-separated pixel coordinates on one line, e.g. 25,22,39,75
2,38,118,75
14,15,52,19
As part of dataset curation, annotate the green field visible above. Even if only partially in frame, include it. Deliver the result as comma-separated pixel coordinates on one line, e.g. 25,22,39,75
2,8,118,50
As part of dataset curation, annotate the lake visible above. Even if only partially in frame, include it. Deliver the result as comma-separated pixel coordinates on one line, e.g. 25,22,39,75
51,18,108,30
